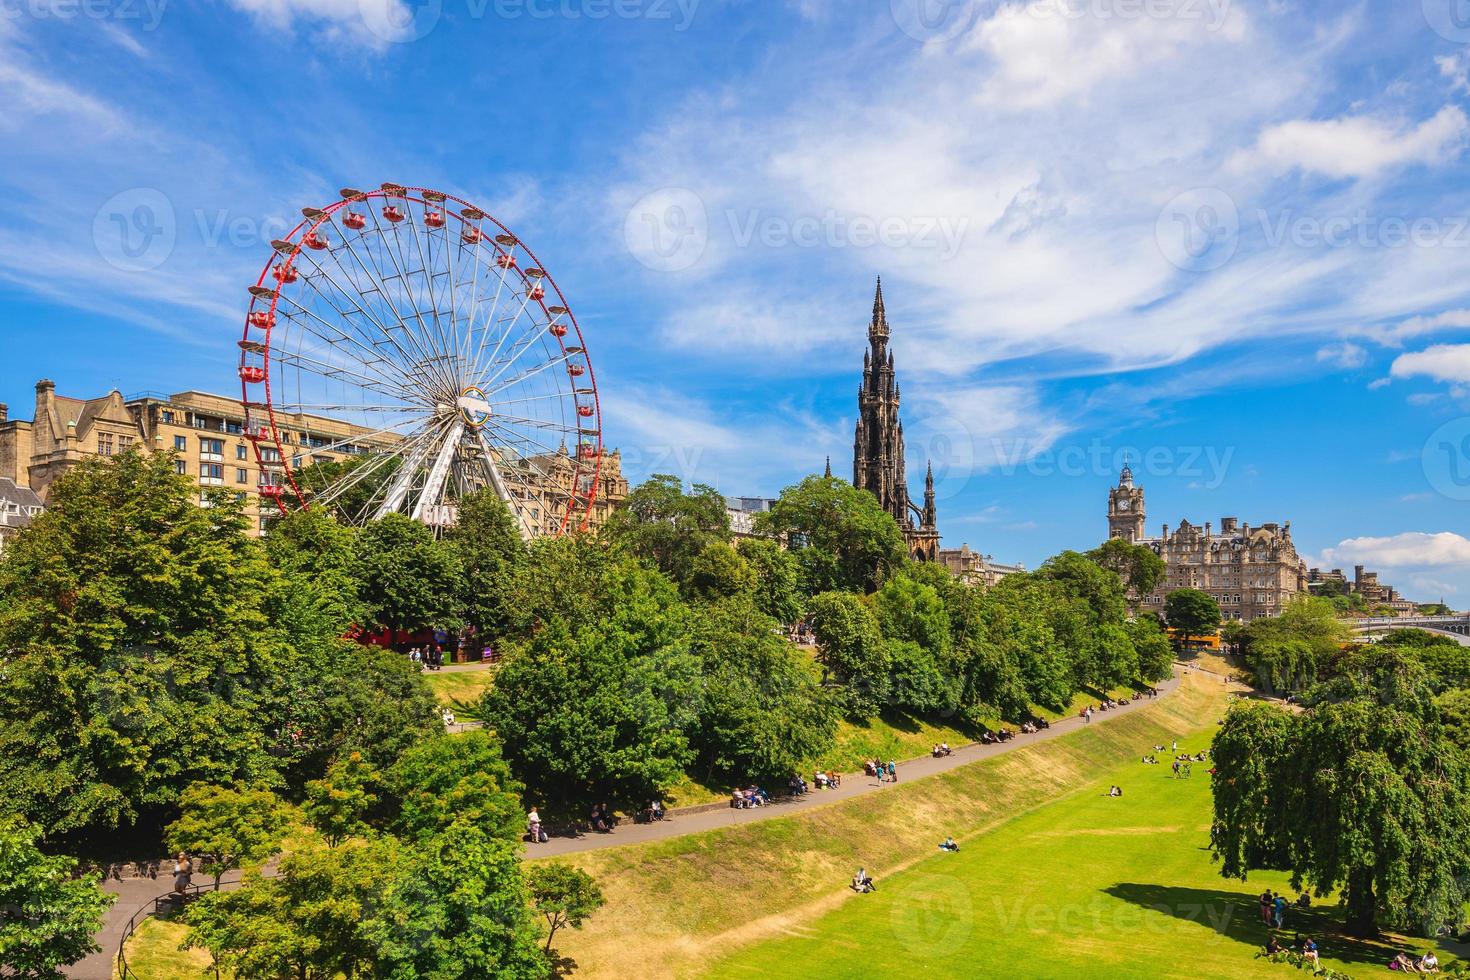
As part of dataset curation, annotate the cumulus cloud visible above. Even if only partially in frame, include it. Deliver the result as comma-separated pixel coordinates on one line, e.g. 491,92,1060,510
1319,531,1470,568
1234,106,1469,179
1389,344,1470,385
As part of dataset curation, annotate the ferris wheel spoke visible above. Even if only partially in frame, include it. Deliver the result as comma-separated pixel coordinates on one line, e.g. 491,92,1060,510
273,300,412,394
326,226,449,386
300,241,431,384
267,344,423,406
482,417,571,460
311,438,416,508
470,426,537,541
483,348,577,400
490,413,581,435
375,216,454,388
353,215,459,398
411,419,466,523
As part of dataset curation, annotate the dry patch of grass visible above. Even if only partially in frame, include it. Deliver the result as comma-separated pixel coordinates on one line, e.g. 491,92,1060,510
422,666,497,706
540,675,1229,979
117,916,221,980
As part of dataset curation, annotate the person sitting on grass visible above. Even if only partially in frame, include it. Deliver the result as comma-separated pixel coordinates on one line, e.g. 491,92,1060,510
1265,936,1281,956
852,868,876,893
940,741,951,756
814,770,829,789
1390,952,1416,972
1299,937,1318,965
1419,951,1440,973
1108,785,1123,797
938,836,959,852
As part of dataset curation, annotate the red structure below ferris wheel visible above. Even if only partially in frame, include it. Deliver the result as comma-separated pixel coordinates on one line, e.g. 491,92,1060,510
236,183,603,538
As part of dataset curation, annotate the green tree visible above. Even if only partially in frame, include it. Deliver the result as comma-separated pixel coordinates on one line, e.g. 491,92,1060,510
262,507,364,639
445,490,527,638
1163,589,1220,648
687,600,838,781
527,864,605,955
183,835,403,978
291,452,402,525
602,474,730,586
0,817,114,977
0,451,285,837
479,557,699,818
1128,615,1174,683
1085,537,1166,599
367,822,549,979
385,731,525,844
1211,653,1470,936
355,513,462,634
806,591,891,716
755,476,906,594
166,784,288,890
688,541,758,603
979,576,1075,710
303,752,379,848
735,538,802,624
1235,596,1348,692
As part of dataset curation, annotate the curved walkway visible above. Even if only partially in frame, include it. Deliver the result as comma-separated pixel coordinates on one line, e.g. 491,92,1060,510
535,670,1185,858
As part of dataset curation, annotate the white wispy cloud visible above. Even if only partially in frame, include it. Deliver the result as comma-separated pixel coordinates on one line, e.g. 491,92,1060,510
1233,106,1469,179
1316,341,1367,368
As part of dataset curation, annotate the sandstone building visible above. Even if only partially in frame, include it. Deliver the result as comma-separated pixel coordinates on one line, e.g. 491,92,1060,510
1107,462,1306,621
0,381,627,538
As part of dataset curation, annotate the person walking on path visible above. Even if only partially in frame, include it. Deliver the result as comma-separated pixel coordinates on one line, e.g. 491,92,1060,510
528,807,542,844
887,760,897,783
172,853,193,895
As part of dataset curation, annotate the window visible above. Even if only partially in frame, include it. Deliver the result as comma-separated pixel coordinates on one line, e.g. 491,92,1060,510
161,410,174,424
119,435,134,451
200,463,224,485
97,433,114,456
174,459,186,475
173,435,187,452
225,420,242,435
260,447,281,463
200,437,225,462
236,444,248,460
236,468,248,484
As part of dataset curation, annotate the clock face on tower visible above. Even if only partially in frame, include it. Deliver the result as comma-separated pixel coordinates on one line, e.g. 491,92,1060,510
1117,496,1130,512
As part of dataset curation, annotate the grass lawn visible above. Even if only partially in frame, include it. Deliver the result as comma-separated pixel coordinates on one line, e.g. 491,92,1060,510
700,723,1453,979
546,676,1245,978
116,916,222,980
422,665,497,706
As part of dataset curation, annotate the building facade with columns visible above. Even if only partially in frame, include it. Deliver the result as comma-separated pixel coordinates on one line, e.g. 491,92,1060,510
1107,463,1306,621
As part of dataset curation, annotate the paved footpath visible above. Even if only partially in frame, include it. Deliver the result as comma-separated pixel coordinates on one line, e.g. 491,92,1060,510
535,670,1185,858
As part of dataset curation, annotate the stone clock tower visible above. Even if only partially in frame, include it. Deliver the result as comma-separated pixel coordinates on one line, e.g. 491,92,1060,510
1107,459,1146,543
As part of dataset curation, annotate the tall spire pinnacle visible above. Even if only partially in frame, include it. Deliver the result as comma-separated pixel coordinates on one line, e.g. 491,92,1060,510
824,456,832,479
1119,451,1133,488
869,277,889,339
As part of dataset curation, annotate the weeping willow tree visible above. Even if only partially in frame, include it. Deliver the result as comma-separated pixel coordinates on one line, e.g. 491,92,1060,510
1211,650,1470,937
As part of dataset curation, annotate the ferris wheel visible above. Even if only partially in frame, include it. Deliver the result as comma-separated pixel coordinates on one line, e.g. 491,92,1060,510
236,183,603,538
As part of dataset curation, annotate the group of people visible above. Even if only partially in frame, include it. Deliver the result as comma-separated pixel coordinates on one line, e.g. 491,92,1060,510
1390,950,1441,973
1259,889,1309,930
407,646,445,670
730,786,771,809
979,728,1015,744
1264,934,1319,966
635,800,665,824
588,802,616,832
812,769,842,789
930,742,953,757
865,759,898,783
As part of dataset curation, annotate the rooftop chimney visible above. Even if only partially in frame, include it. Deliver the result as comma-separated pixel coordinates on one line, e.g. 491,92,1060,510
0,403,7,423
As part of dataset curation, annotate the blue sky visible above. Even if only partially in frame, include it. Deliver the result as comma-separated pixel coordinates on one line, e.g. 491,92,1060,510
2,0,1470,602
